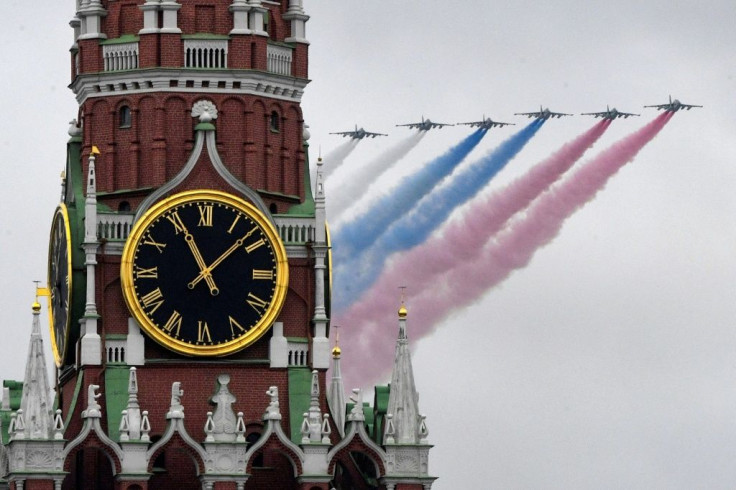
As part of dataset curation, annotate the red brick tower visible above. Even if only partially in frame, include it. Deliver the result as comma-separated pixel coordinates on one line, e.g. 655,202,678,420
0,2,436,489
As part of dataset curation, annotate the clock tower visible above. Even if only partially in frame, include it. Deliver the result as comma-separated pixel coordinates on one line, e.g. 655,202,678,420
0,1,436,489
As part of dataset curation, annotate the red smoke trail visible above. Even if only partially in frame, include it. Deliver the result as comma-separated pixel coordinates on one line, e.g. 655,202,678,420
340,112,672,389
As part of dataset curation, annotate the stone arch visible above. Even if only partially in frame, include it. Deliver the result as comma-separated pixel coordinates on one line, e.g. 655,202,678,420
147,446,202,490
63,446,117,490
245,433,303,476
245,436,302,489
147,432,206,476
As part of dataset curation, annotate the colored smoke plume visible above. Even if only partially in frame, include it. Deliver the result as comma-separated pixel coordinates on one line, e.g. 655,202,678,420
339,112,673,389
340,119,610,323
328,132,426,221
332,129,488,265
322,139,360,180
333,120,544,311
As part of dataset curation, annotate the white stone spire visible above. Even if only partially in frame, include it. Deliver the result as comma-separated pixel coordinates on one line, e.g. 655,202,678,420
18,300,54,440
80,147,101,366
384,302,422,445
311,155,329,368
327,332,346,437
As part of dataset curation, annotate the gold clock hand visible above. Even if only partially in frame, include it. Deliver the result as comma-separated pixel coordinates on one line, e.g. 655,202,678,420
184,232,219,295
188,227,258,289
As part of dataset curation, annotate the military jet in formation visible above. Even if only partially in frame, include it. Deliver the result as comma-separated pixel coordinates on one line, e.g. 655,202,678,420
644,95,702,112
396,116,454,131
514,106,572,120
581,106,640,120
330,125,387,139
458,116,515,129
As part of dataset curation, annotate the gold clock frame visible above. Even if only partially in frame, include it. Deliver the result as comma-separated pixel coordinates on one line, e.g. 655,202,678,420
47,204,73,367
120,190,289,356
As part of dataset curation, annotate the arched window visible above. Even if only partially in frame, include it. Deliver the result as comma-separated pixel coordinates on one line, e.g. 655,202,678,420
118,201,131,212
119,105,131,128
270,111,280,132
269,203,278,214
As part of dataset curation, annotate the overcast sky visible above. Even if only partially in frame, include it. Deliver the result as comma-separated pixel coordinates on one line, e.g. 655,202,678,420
1,1,736,488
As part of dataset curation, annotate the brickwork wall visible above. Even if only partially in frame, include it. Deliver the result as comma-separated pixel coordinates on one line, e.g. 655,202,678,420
79,93,304,205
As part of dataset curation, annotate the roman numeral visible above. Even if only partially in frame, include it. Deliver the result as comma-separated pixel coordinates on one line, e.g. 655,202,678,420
246,292,268,314
140,288,164,314
227,215,241,234
198,321,212,343
252,269,274,280
197,205,213,227
162,311,182,336
134,265,158,279
229,316,246,336
244,238,265,254
142,235,167,253
166,211,187,234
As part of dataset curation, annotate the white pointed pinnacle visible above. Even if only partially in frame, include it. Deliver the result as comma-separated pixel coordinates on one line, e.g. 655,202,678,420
321,414,332,444
205,412,216,442
53,409,64,440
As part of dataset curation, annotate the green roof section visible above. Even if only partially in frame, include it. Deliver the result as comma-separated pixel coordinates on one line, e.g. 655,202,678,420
286,141,315,216
287,367,312,443
371,384,390,444
181,33,230,40
105,367,131,443
1,380,23,443
100,34,140,45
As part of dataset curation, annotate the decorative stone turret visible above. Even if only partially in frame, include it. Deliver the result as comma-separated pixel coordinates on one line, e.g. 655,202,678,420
76,0,107,40
312,155,330,368
18,301,54,440
381,303,436,488
80,147,101,366
5,302,67,488
284,0,310,44
327,332,346,437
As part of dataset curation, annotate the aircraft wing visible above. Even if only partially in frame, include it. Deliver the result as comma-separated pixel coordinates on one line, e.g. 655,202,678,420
514,111,542,118
363,131,388,138
679,103,703,110
329,131,357,137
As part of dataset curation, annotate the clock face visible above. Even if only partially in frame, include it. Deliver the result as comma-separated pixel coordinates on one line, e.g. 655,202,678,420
121,190,288,356
48,205,72,366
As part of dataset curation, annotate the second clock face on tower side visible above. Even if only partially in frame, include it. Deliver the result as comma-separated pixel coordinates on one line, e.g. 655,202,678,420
121,190,288,356
47,204,72,367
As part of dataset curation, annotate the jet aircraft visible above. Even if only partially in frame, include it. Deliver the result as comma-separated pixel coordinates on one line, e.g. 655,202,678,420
396,116,453,131
581,106,640,120
514,106,572,120
458,116,515,129
644,95,702,112
330,125,387,139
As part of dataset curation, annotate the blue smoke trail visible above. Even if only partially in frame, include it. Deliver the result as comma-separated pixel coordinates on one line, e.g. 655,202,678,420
332,129,488,265
333,120,544,312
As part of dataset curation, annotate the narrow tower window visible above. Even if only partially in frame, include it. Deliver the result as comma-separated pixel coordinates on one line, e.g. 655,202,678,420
119,106,131,128
270,111,280,132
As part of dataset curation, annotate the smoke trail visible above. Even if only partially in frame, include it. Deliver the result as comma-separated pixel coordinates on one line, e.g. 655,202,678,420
332,129,488,264
328,132,426,221
338,119,610,323
323,139,360,180
333,120,544,310
340,112,673,389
